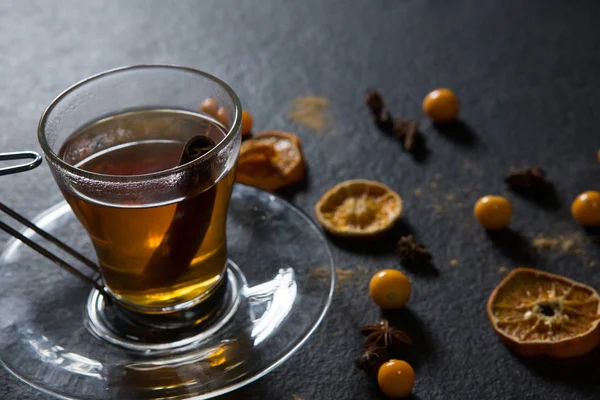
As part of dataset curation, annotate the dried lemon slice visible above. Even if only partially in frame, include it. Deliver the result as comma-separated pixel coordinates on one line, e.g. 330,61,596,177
315,180,403,237
487,268,600,358
235,131,305,191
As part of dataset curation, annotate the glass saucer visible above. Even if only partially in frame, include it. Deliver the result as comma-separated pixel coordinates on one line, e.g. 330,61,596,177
0,184,335,399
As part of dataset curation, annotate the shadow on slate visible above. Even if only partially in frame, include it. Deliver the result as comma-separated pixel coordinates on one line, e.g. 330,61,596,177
218,382,273,400
368,384,424,400
517,346,600,388
486,228,537,265
406,134,430,164
400,249,439,279
402,259,439,279
381,308,436,372
364,377,388,399
509,184,562,211
433,119,479,148
583,226,600,246
275,164,311,202
378,120,431,164
327,218,417,256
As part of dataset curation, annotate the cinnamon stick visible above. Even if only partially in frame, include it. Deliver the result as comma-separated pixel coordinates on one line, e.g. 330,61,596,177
140,135,218,288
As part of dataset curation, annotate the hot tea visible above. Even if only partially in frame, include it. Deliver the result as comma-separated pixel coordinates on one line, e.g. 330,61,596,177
58,109,235,311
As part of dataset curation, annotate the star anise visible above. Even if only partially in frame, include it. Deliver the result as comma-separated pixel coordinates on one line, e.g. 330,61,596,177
365,89,394,131
356,346,389,376
396,235,432,265
505,166,549,191
393,119,421,152
361,319,412,349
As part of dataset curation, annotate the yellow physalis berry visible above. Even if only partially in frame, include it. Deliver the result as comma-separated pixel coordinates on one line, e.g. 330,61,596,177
378,359,415,398
571,191,600,227
200,98,219,118
241,110,253,137
422,88,459,122
217,106,229,127
369,269,411,309
474,195,512,230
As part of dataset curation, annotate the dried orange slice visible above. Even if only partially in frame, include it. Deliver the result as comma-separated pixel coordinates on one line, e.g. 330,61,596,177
235,131,305,191
487,268,600,358
314,180,403,237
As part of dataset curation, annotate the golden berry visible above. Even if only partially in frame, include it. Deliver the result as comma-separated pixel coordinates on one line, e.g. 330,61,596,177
378,359,415,398
422,88,459,122
571,191,600,227
241,110,253,136
217,106,229,127
200,98,219,117
369,269,411,309
474,195,512,230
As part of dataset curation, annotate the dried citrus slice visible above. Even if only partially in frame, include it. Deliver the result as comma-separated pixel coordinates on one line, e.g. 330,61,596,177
487,268,600,358
235,131,305,191
314,180,403,237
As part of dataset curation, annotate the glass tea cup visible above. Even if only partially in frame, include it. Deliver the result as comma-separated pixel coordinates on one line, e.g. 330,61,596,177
37,65,242,315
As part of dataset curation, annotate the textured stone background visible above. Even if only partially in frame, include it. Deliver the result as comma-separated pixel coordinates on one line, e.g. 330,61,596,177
1,1,600,399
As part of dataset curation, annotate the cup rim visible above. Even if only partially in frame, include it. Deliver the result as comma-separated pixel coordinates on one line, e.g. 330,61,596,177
37,64,242,182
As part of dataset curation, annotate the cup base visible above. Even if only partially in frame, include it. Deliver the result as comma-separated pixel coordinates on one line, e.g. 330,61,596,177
85,260,245,352
106,266,230,316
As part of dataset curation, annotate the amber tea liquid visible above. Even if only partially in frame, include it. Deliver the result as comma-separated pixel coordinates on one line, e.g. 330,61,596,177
58,110,235,311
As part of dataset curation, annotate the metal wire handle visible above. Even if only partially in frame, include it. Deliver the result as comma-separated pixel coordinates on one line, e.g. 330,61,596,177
0,151,43,176
0,151,108,296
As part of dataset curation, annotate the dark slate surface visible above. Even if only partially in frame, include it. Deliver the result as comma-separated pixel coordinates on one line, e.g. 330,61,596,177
2,0,600,399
